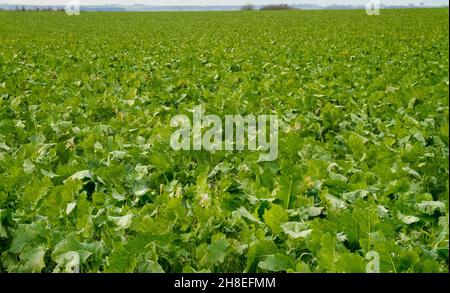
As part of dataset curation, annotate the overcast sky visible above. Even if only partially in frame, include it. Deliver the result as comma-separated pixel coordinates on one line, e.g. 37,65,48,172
1,0,449,6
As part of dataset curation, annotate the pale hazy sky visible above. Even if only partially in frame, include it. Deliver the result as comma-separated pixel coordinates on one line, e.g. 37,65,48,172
1,0,448,5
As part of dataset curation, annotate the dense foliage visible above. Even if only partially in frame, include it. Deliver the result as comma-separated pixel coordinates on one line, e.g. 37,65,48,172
0,9,448,273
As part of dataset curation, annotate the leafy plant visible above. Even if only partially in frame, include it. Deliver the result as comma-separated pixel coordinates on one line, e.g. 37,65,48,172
0,9,448,273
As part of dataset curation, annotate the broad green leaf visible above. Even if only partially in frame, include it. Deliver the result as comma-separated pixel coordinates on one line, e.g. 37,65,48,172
264,204,289,234
281,222,312,239
258,253,295,272
207,239,229,264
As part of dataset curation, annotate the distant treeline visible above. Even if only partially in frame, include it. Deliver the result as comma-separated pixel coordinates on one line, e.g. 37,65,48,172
260,4,296,10
242,4,296,11
1,4,295,12
0,6,65,11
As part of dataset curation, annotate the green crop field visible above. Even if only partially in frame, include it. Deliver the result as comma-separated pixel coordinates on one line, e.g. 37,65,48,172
0,9,448,273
